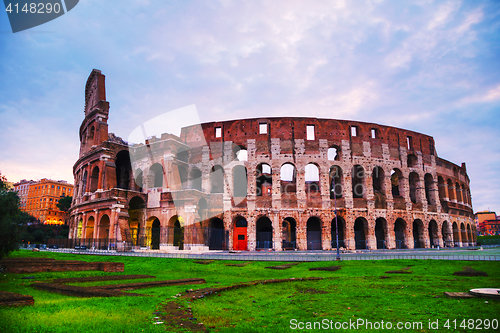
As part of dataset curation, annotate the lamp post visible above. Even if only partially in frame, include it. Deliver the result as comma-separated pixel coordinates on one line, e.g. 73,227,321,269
333,172,341,260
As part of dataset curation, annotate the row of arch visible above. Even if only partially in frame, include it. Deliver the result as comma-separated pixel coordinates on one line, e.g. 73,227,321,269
227,215,475,250
74,206,476,251
74,148,470,211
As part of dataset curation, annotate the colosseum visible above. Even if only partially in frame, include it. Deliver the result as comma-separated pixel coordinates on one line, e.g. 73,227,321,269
69,69,476,251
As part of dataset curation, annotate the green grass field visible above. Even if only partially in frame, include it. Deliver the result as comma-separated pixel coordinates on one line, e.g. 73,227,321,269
1,251,499,332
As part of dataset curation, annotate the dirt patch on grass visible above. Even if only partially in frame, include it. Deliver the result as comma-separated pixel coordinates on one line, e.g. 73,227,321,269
51,275,156,283
385,267,412,274
453,266,488,277
193,260,214,265
309,266,341,272
0,291,34,306
32,278,206,297
159,301,207,332
158,277,323,332
224,262,249,267
265,263,299,270
0,258,123,273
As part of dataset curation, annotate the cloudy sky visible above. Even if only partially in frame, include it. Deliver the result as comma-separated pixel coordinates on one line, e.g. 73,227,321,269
0,0,499,213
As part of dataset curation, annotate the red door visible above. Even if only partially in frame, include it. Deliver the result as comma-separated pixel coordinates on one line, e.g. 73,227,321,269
234,226,247,251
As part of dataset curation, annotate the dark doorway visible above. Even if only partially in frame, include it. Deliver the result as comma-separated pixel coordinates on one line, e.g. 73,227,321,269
282,217,297,250
151,218,160,250
307,217,322,250
256,217,273,249
354,218,366,249
174,220,184,250
331,216,345,249
208,218,226,250
375,218,386,249
394,218,406,249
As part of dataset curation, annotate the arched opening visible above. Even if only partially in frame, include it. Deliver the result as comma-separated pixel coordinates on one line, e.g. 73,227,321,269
305,163,320,194
90,166,99,192
375,218,387,249
116,150,132,190
373,167,386,208
467,224,472,246
424,174,434,205
256,163,272,197
460,223,467,246
151,218,160,250
190,168,202,191
282,217,297,250
233,145,248,161
256,216,273,249
413,219,424,248
456,182,463,203
280,163,296,194
307,217,322,250
98,215,110,249
233,217,248,251
438,176,446,200
447,179,456,201
85,216,94,239
429,220,438,247
233,166,247,197
176,147,189,163
128,196,145,246
372,167,384,193
211,165,224,193
352,165,365,199
327,145,340,161
452,222,459,246
129,219,140,246
208,218,226,250
354,217,367,249
329,165,342,199
82,170,88,194
150,163,164,188
394,218,406,249
407,154,417,167
409,172,420,204
169,215,184,250
391,169,404,198
331,216,345,249
442,221,452,247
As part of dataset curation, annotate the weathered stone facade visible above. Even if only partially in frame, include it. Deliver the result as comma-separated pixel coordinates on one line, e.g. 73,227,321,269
69,69,476,251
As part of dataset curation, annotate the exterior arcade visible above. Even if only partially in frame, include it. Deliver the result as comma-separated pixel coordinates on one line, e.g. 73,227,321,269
68,69,476,251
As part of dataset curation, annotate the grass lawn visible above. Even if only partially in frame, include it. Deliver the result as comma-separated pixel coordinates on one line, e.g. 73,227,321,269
0,250,499,332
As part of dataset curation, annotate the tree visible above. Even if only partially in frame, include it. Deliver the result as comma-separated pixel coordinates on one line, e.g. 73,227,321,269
56,195,72,212
0,174,25,259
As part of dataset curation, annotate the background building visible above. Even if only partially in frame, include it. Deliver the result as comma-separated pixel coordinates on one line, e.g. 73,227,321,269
24,178,73,225
476,211,499,235
69,70,476,251
13,179,35,211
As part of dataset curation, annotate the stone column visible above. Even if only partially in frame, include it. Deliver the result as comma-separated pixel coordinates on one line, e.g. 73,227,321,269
272,213,282,251
323,218,332,250
296,216,307,251
247,215,256,251
366,218,377,250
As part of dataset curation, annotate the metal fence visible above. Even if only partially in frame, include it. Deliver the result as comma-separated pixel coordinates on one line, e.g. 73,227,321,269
27,247,500,261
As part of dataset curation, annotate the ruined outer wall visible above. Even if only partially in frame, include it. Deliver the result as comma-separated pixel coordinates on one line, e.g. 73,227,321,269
180,117,474,250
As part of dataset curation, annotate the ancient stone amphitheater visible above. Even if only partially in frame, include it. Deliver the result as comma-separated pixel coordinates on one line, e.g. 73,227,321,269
69,69,476,252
